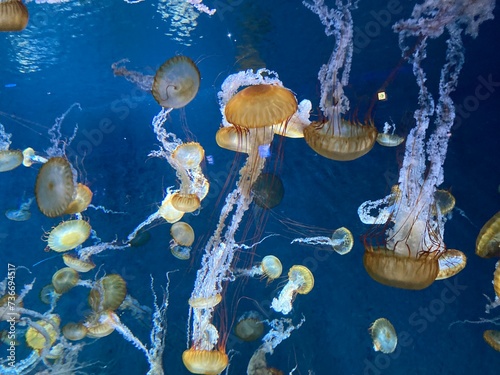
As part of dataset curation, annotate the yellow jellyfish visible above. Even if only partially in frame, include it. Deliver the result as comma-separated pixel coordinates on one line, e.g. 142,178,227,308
188,294,222,309
62,322,88,341
331,227,354,255
170,192,201,213
376,133,405,147
170,221,195,247
158,191,185,223
476,211,500,258
89,274,127,312
172,142,205,169
35,157,75,218
64,183,93,215
0,149,22,171
0,0,28,32
51,267,79,294
234,311,264,342
483,330,500,352
369,318,397,354
152,55,200,109
182,348,229,375
436,249,467,280
62,253,96,273
303,119,378,161
84,312,115,338
46,219,91,252
260,255,282,280
494,261,500,299
25,315,60,351
271,265,314,314
215,125,253,154
434,189,455,215
39,284,58,305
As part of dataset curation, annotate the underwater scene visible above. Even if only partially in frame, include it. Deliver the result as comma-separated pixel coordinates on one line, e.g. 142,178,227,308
1,0,500,374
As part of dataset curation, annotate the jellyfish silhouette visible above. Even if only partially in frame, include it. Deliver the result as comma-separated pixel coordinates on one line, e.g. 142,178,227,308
251,173,284,209
0,0,28,32
152,56,200,109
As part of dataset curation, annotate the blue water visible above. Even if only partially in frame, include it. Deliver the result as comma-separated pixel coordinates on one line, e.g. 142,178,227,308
1,1,499,374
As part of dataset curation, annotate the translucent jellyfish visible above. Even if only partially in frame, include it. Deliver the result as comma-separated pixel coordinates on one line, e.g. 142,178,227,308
35,157,75,218
0,0,28,31
22,147,48,167
62,253,96,273
84,312,115,338
170,221,195,260
434,189,456,216
436,249,467,280
234,255,282,282
291,226,354,255
25,315,60,351
64,183,93,215
88,274,127,312
62,322,88,341
181,348,229,375
476,211,500,258
52,267,80,294
5,197,34,221
170,192,201,213
376,121,405,147
215,125,253,153
251,173,284,209
39,284,58,305
152,55,200,109
46,219,91,252
369,318,397,354
172,142,205,169
483,330,500,352
0,149,23,172
273,99,312,138
271,265,314,315
234,311,264,342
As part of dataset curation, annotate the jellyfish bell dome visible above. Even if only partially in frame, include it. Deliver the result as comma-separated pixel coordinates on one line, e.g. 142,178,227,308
484,330,500,352
152,55,200,109
46,219,91,252
62,253,96,273
25,315,60,351
435,249,466,280
288,265,314,294
369,318,397,354
88,274,127,312
172,142,205,169
51,267,80,294
234,311,264,342
35,157,75,218
0,0,29,32
62,322,88,341
182,348,229,375
260,255,282,280
476,211,500,258
225,84,298,129
171,192,201,213
251,173,284,209
433,189,455,216
376,133,404,147
170,221,195,247
331,227,354,255
64,183,93,215
0,149,23,171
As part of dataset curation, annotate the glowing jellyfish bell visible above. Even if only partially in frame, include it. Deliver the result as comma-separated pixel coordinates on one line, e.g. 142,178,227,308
260,255,282,281
25,315,60,351
369,318,397,354
152,55,200,109
172,142,205,169
182,348,229,375
35,157,76,218
436,249,467,280
64,183,93,215
0,0,28,32
46,219,91,252
476,211,500,258
0,149,23,172
271,265,314,315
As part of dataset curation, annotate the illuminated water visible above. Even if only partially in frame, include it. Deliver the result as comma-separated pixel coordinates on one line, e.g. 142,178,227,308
0,1,499,374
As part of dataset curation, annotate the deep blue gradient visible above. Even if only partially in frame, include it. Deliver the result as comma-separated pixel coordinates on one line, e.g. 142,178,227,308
0,1,499,374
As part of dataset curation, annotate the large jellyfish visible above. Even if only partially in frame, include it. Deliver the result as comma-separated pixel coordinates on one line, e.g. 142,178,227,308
358,0,495,289
0,0,28,32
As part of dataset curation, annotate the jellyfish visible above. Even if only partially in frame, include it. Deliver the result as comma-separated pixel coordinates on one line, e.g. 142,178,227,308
182,348,229,375
170,221,194,260
46,219,91,252
0,149,23,172
251,173,284,209
35,157,76,218
0,0,28,32
64,183,93,215
5,197,34,221
62,323,88,341
376,121,405,147
62,253,96,273
369,318,397,354
152,55,200,109
436,249,467,280
234,311,264,342
483,330,500,352
291,226,354,255
172,142,205,169
39,284,58,306
234,255,283,283
51,267,80,294
88,274,127,312
25,315,61,351
476,211,500,258
22,147,48,167
434,189,456,216
271,265,314,315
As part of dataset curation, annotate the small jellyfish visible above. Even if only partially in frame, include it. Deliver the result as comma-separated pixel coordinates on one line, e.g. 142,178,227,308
170,221,195,247
88,274,127,312
434,189,455,215
483,330,500,352
5,197,34,221
234,311,264,342
0,0,29,31
369,318,397,354
376,121,405,147
152,55,200,109
172,142,205,169
182,348,229,375
170,192,201,213
260,255,282,281
46,219,91,252
84,312,115,338
51,267,80,294
64,183,93,215
0,149,23,172
436,249,467,280
35,157,75,218
39,284,58,305
330,227,354,255
62,253,96,273
62,322,88,341
476,211,500,258
188,294,222,309
271,265,314,315
251,173,284,209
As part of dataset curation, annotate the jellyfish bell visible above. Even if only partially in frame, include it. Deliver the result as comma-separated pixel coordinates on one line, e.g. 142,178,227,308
476,211,500,258
182,348,229,375
0,0,28,32
89,274,127,312
433,189,455,216
5,207,31,221
171,192,201,213
25,315,60,351
62,253,96,273
251,173,284,209
159,191,184,223
260,255,282,280
369,318,397,354
62,322,88,341
152,55,200,109
35,157,75,218
303,119,378,161
171,244,191,260
216,125,272,154
0,149,22,171
170,221,195,247
64,183,93,215
436,249,466,280
225,84,298,129
172,142,205,169
376,133,404,147
234,311,264,342
39,284,58,305
46,219,91,252
483,330,500,352
331,227,354,255
51,267,80,294
288,265,314,294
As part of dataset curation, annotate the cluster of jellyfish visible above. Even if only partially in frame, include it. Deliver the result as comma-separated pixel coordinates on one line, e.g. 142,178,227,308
1,0,500,374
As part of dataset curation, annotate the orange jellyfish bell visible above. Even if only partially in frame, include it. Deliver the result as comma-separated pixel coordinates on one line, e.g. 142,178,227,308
225,84,297,129
64,183,93,215
170,192,200,213
152,55,200,109
35,157,75,218
483,330,500,352
182,348,229,375
303,119,378,161
0,0,29,32
172,142,205,169
0,149,23,171
170,221,195,247
476,211,500,258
